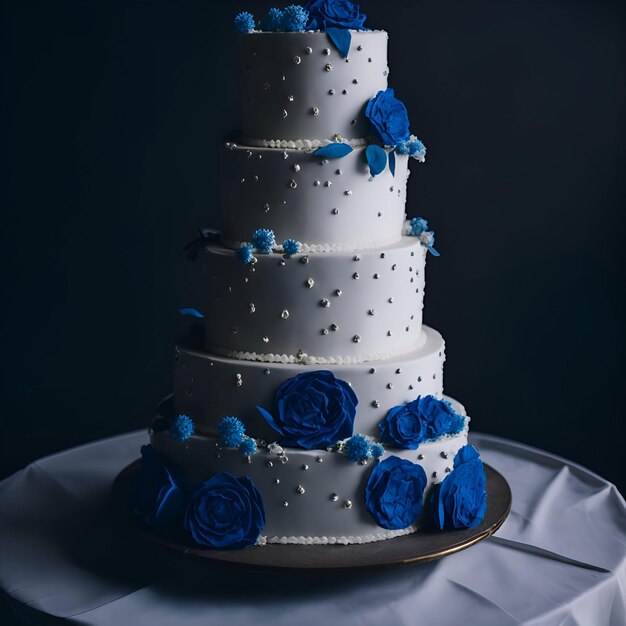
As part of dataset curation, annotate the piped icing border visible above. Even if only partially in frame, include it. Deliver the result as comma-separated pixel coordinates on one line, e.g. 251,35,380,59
239,136,368,150
262,524,419,545
207,338,425,365
219,234,402,254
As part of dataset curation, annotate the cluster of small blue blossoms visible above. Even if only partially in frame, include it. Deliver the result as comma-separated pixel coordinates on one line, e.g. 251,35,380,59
217,416,258,458
409,217,440,257
283,238,302,256
252,228,276,254
235,6,309,33
236,230,302,264
396,135,426,162
170,414,195,442
343,434,385,463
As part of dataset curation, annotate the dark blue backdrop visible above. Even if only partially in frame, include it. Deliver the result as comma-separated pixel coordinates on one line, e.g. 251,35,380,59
2,0,625,497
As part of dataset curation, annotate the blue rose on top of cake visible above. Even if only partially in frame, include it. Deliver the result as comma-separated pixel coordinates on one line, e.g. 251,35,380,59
131,444,185,527
365,456,428,530
257,370,357,449
304,0,367,30
184,472,266,549
429,445,487,530
379,394,465,449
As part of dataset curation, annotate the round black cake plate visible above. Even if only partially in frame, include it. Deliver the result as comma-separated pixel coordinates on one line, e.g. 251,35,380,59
113,461,511,573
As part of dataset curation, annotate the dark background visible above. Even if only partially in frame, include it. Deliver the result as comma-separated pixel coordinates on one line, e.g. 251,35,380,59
2,0,625,498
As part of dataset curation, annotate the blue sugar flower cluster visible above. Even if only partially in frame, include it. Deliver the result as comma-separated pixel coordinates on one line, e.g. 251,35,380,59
252,228,276,254
343,434,372,462
217,416,247,448
343,434,384,463
239,436,258,457
217,416,259,459
242,6,309,33
170,414,195,442
260,7,284,30
282,238,301,256
408,217,440,257
236,243,254,265
234,11,255,33
396,135,426,161
282,5,309,31
409,216,429,236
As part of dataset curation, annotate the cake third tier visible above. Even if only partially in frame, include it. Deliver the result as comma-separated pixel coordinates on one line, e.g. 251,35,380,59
200,237,426,363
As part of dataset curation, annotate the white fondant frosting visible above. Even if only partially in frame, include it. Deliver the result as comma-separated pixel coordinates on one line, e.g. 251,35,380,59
240,31,389,142
151,409,468,544
200,237,426,361
175,326,445,440
220,142,409,249
137,26,483,547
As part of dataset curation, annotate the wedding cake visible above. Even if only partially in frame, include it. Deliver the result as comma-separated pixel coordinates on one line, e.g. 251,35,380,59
133,1,487,549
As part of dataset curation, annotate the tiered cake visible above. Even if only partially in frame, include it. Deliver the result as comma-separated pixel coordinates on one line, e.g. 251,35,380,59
137,1,487,548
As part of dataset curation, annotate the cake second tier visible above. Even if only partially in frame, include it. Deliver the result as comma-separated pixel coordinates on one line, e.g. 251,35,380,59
200,237,426,363
221,141,409,250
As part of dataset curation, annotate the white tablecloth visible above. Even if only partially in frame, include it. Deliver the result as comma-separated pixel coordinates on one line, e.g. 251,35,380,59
0,431,624,626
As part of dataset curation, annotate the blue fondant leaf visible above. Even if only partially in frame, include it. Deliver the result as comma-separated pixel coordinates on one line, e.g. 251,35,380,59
366,144,387,177
326,27,351,58
389,149,396,177
313,143,354,159
178,308,204,318
256,406,284,436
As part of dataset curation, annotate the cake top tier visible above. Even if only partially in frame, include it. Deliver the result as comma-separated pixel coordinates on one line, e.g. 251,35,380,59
240,30,389,144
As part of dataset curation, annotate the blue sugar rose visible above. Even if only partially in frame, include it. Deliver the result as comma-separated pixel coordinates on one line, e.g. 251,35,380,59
429,445,487,530
365,88,411,147
365,456,428,530
257,370,357,449
184,472,265,549
131,445,185,526
305,0,367,30
379,395,465,449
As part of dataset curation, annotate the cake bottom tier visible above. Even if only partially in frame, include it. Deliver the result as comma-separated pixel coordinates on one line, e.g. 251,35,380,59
150,404,469,545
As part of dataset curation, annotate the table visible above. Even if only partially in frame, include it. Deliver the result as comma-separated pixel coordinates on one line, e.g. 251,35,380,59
1,431,625,625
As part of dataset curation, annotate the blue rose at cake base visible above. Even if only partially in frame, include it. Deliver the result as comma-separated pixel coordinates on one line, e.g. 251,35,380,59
257,370,357,449
429,445,487,530
379,395,465,449
365,88,411,147
131,445,185,526
184,472,266,549
365,456,428,530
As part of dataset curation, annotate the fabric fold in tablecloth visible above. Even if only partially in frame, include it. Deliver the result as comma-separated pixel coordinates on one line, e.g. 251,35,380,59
0,430,625,626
